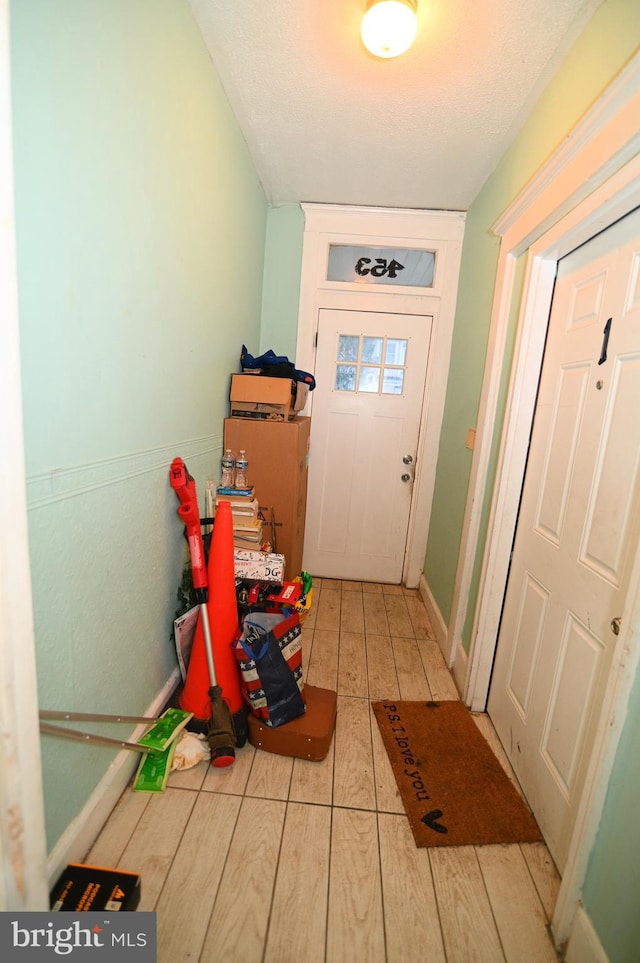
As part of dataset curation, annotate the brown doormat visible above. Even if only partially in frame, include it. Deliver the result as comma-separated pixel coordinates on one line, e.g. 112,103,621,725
372,700,542,848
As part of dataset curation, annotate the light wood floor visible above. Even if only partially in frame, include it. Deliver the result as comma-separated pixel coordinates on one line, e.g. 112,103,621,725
86,579,561,962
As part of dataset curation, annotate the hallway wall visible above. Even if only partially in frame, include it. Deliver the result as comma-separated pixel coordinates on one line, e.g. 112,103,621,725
10,0,267,851
259,204,305,358
583,667,640,961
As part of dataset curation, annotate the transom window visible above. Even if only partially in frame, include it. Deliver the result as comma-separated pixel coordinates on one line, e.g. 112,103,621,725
335,335,408,394
327,244,435,287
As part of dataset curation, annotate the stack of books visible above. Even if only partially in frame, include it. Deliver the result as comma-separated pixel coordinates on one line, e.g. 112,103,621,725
212,484,264,550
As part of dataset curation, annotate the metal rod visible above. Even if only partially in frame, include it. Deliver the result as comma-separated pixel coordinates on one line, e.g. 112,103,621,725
39,711,157,724
39,721,153,754
200,603,218,688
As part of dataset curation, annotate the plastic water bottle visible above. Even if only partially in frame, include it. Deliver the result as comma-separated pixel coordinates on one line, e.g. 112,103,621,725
221,449,234,487
234,450,249,490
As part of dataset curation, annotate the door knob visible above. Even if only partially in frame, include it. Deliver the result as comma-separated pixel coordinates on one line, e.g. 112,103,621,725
611,616,622,636
402,454,413,465
401,473,412,483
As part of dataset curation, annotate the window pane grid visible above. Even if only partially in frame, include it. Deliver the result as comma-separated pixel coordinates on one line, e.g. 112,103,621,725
335,335,407,395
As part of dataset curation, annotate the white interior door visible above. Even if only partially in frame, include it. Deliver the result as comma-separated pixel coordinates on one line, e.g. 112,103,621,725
488,208,640,871
303,308,432,583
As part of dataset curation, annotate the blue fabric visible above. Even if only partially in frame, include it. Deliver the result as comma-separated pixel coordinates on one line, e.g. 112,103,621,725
241,345,316,390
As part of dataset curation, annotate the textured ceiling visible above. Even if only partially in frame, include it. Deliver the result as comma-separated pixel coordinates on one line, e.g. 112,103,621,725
188,0,603,211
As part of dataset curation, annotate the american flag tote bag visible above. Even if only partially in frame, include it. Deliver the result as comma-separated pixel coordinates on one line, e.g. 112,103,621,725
232,609,305,727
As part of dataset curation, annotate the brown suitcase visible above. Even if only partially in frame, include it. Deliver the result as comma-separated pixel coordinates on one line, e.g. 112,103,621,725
247,685,337,760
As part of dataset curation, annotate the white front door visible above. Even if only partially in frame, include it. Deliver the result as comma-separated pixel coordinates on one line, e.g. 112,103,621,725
488,208,640,870
303,308,432,583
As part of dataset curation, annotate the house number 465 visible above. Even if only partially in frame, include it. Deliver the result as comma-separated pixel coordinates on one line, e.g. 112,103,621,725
355,257,405,279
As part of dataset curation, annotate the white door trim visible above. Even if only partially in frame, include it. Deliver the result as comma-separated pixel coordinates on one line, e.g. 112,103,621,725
450,53,640,682
457,52,640,947
295,205,466,586
0,0,49,910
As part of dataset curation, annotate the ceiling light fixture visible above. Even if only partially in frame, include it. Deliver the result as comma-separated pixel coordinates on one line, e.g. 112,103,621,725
361,0,418,60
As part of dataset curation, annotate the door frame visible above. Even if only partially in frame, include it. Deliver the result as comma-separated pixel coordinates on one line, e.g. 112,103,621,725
0,0,49,909
295,205,466,586
457,53,640,945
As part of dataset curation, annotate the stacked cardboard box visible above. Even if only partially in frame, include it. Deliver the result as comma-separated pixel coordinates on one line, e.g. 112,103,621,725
223,416,310,581
229,374,309,421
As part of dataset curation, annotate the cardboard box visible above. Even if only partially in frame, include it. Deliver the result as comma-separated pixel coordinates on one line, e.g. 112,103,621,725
50,864,141,912
230,374,309,421
233,549,285,582
224,416,311,581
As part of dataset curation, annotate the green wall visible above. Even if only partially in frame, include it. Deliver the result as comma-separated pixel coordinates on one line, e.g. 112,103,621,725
260,204,305,359
583,668,640,961
423,200,499,623
11,0,267,850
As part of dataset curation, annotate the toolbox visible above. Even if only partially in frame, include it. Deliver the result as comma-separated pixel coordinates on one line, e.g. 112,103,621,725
247,684,337,760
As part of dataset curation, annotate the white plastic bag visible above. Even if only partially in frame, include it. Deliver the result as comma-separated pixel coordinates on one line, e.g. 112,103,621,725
170,730,209,770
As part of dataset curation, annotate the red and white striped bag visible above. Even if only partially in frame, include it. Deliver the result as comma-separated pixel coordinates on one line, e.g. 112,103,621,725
232,609,305,728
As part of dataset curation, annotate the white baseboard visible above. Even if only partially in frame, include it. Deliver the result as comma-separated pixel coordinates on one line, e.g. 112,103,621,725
46,668,181,887
418,574,448,657
564,905,609,963
417,575,469,700
451,640,468,700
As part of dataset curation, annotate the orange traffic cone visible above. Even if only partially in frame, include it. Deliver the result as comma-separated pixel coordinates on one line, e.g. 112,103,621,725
179,501,246,741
